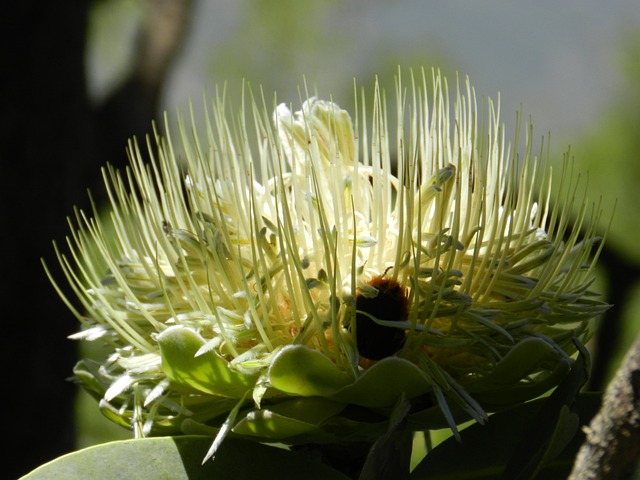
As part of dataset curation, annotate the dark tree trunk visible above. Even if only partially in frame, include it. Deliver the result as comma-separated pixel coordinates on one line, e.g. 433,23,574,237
2,2,192,477
2,4,92,478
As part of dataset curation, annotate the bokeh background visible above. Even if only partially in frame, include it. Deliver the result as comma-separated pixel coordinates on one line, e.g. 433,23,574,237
5,1,640,477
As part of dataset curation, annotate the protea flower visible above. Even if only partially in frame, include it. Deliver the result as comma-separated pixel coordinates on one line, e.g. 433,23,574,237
46,70,608,459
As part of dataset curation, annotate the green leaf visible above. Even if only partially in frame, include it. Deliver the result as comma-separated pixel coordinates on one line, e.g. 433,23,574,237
331,357,431,408
157,326,258,398
360,393,414,480
233,397,346,439
268,345,353,396
410,393,601,480
500,338,591,479
465,337,572,408
21,436,350,480
407,402,472,431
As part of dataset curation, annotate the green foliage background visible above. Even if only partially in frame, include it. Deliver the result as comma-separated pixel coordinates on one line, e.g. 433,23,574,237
567,37,640,383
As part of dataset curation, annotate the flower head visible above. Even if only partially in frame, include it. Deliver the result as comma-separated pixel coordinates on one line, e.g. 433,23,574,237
47,70,608,450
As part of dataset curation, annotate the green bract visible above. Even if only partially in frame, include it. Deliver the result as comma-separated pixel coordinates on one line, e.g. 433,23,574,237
47,70,609,454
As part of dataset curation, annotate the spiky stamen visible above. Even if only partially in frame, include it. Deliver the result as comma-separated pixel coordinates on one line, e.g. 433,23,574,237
45,69,608,444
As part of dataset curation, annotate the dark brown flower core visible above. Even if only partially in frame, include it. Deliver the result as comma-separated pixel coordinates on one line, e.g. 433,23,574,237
355,276,409,360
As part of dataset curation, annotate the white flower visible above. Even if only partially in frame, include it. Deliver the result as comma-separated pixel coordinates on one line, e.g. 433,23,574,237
46,70,608,448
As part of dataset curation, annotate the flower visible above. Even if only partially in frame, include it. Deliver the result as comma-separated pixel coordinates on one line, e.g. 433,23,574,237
46,70,609,454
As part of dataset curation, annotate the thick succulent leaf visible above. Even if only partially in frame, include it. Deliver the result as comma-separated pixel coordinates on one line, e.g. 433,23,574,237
359,394,414,480
184,408,388,447
268,345,353,396
410,393,601,480
331,357,432,408
157,326,258,398
233,397,347,439
407,402,472,431
21,436,350,480
500,338,591,479
464,337,572,407
257,409,392,446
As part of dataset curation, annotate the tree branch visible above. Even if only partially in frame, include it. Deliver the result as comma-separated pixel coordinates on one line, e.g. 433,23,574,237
569,334,640,479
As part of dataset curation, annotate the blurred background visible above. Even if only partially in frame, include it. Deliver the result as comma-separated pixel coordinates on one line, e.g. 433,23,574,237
5,1,640,477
